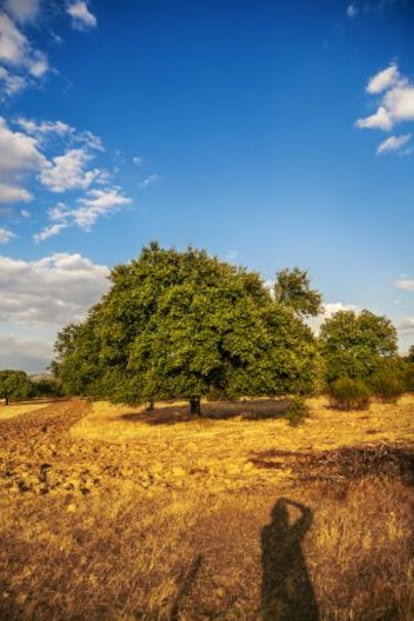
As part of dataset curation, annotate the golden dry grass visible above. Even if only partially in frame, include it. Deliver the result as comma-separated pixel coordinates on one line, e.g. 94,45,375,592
0,402,50,420
0,395,413,620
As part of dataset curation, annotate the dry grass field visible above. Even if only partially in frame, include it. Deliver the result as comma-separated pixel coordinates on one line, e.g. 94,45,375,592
0,395,413,620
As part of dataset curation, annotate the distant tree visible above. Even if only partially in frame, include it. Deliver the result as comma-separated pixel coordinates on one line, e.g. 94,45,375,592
274,267,322,318
29,376,63,399
408,345,414,363
319,309,398,385
52,316,104,398
0,370,30,405
53,244,321,414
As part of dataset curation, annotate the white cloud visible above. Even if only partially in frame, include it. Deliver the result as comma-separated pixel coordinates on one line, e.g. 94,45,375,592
16,117,73,137
0,228,16,243
0,66,26,95
0,253,110,325
383,84,414,123
39,148,99,192
0,116,45,174
4,0,40,24
377,133,411,154
67,1,97,31
133,156,143,166
0,182,31,203
398,317,414,333
33,223,68,243
366,63,400,94
0,11,49,79
347,4,359,18
0,117,45,205
356,63,414,136
0,12,27,66
307,302,359,336
0,334,52,373
74,187,132,229
355,105,392,130
395,278,414,292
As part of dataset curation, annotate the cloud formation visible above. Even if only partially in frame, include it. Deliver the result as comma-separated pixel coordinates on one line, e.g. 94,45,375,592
39,148,100,192
0,334,52,373
395,278,414,292
377,133,411,154
4,0,40,24
356,63,414,154
0,253,110,325
0,228,16,243
66,1,97,31
32,186,132,240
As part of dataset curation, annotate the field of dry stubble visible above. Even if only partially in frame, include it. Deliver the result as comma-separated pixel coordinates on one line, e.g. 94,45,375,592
0,395,413,620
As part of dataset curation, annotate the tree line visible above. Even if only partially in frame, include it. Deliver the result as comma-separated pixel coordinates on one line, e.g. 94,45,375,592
2,243,414,412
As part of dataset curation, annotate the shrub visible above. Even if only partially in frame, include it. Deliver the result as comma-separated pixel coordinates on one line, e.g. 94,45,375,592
285,397,310,426
329,378,371,410
369,370,404,403
404,365,414,392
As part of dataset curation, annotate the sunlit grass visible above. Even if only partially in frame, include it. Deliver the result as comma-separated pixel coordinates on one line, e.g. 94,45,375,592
0,395,413,619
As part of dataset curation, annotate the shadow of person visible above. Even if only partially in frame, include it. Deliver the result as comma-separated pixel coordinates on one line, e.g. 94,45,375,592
261,498,319,621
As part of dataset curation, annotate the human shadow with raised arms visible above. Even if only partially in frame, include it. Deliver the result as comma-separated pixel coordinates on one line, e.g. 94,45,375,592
261,498,319,621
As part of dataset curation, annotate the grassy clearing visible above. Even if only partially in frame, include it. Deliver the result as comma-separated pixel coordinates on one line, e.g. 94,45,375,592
0,402,50,420
0,396,413,619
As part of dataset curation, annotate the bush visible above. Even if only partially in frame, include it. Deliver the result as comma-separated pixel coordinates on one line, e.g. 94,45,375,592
404,365,414,392
285,397,310,426
369,370,404,403
329,378,371,411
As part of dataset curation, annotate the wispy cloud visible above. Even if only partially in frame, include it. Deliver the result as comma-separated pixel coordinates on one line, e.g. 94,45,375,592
377,133,411,154
33,223,68,243
356,63,414,154
33,187,132,240
395,278,414,292
346,4,359,18
0,11,49,84
0,182,32,204
0,227,16,243
66,1,97,31
4,0,41,24
74,188,132,229
39,148,100,193
139,174,160,188
366,63,400,94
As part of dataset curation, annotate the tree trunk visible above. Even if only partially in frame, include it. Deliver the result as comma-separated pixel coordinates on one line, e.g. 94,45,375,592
145,399,154,411
189,396,201,416
4,396,9,406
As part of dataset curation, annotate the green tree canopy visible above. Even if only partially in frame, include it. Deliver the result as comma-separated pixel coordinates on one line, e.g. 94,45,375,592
319,309,398,385
0,370,30,405
53,244,321,414
274,267,322,318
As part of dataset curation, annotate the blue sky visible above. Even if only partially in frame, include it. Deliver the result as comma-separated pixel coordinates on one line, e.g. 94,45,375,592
0,0,414,371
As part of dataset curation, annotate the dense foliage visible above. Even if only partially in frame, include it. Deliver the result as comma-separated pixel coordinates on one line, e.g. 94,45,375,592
319,309,398,386
329,377,371,411
53,244,321,413
0,370,30,405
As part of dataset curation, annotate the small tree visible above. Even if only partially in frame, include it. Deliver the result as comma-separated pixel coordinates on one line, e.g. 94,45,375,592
319,309,398,386
0,370,30,405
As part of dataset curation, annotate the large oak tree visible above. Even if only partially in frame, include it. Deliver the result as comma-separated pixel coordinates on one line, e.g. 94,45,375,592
53,244,321,414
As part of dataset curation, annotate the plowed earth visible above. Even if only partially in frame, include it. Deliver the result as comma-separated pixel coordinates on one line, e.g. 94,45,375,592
0,397,413,620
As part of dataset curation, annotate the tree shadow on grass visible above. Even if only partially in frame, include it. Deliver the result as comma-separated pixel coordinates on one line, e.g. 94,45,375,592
261,498,319,621
121,399,291,425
